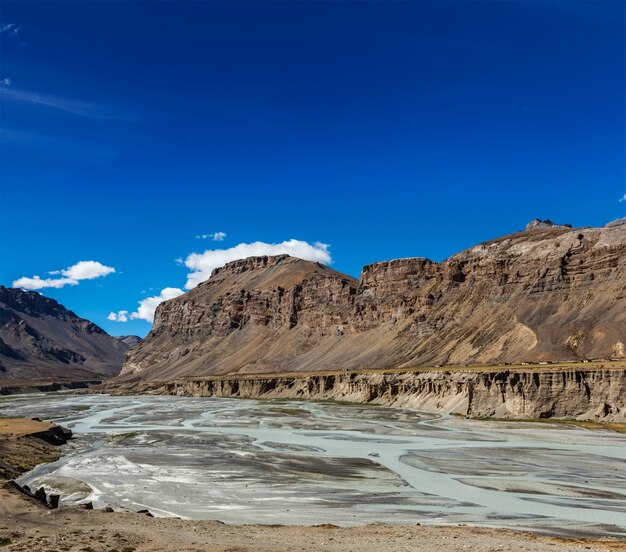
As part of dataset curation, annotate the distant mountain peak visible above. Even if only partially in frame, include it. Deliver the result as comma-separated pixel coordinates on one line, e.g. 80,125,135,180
114,335,142,348
0,287,133,385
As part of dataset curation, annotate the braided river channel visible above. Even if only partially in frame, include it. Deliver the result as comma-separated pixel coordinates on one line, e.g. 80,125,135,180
2,393,625,537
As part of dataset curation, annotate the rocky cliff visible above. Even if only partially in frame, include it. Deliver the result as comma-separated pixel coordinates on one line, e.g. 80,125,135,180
0,287,137,385
158,366,626,423
120,220,626,382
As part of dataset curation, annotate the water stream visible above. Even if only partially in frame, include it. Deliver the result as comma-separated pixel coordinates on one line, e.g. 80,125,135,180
2,393,625,537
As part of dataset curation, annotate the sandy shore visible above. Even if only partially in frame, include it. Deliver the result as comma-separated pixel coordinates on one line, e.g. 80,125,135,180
1,418,625,552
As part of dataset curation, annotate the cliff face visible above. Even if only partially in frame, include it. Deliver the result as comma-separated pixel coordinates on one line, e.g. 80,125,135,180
121,221,626,381
0,287,136,383
160,368,626,423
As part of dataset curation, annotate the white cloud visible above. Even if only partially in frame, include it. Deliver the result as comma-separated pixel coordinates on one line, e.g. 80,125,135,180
108,310,129,322
0,87,133,120
1,24,20,36
0,87,108,117
0,78,10,86
62,260,115,280
619,194,626,203
183,239,331,290
12,276,78,290
12,260,116,290
108,287,185,323
195,231,227,241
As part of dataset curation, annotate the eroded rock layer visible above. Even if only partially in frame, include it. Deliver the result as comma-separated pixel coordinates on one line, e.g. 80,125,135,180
159,367,626,422
121,221,626,381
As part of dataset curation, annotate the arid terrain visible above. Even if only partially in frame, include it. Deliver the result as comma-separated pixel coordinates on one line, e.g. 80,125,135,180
2,0,624,548
2,220,626,550
120,220,626,383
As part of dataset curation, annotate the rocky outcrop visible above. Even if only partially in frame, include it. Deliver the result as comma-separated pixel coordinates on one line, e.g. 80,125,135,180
525,218,572,231
8,482,60,509
0,418,72,481
0,287,133,384
605,217,626,229
1,419,70,509
120,221,626,382
159,367,626,423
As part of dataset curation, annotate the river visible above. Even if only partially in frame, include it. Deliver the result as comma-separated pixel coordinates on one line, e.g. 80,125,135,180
2,393,625,537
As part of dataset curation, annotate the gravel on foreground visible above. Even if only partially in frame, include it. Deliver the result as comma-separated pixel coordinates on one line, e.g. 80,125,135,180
1,491,626,552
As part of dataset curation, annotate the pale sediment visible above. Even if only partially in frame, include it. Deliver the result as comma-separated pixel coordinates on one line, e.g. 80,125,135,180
157,368,626,422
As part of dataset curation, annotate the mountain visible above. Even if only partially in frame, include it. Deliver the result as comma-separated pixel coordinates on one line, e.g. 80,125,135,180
114,335,142,349
120,219,626,382
0,287,135,384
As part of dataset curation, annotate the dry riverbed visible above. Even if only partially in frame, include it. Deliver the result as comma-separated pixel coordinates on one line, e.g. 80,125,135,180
1,412,625,551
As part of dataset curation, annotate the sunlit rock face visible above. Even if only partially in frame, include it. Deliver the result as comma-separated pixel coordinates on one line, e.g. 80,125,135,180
163,368,626,423
121,221,626,380
3,393,626,538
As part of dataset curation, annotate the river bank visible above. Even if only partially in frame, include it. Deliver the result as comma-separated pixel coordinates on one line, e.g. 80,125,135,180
0,379,102,396
115,363,626,424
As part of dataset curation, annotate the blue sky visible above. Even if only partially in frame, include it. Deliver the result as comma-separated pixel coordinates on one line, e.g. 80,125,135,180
1,0,624,337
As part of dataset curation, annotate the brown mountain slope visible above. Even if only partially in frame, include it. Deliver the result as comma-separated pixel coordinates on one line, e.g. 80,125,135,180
120,220,626,382
0,287,138,383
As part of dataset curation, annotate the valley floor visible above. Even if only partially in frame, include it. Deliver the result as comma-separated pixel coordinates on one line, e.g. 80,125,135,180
1,416,625,551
